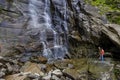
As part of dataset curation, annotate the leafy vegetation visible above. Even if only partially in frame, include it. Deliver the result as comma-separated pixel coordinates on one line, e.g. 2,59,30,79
114,68,120,79
85,0,120,24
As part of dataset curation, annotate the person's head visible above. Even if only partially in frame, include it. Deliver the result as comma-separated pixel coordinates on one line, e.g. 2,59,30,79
98,47,101,50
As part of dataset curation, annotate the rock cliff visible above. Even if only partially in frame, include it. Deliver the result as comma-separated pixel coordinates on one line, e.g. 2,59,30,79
0,0,120,58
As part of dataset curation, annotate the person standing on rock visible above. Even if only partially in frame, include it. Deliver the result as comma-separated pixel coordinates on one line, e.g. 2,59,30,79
98,47,105,61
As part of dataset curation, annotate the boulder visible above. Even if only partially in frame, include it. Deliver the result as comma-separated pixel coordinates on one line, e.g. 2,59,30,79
0,72,5,78
20,62,44,76
88,59,114,80
102,24,120,47
30,56,48,64
37,56,48,64
5,74,27,80
52,69,63,76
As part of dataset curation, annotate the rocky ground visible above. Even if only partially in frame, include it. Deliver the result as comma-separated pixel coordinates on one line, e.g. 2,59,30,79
0,52,120,80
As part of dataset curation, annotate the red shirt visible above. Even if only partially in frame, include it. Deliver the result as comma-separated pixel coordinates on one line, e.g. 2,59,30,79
100,49,104,55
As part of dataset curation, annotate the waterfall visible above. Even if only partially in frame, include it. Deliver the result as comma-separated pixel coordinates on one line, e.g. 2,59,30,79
29,0,68,59
63,0,68,33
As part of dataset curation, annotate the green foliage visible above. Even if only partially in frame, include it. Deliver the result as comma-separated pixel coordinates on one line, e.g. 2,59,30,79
0,6,2,13
114,68,120,79
114,69,120,74
85,0,120,13
6,0,13,3
107,14,120,24
85,0,120,24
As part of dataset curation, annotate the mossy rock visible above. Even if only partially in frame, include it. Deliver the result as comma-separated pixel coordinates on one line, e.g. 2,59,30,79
88,60,115,79
60,58,88,79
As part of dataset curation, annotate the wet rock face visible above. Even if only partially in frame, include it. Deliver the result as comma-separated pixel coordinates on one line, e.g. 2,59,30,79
102,24,120,47
0,0,120,57
99,24,120,58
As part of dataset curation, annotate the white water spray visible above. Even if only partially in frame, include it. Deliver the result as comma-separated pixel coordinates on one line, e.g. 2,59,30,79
29,0,68,59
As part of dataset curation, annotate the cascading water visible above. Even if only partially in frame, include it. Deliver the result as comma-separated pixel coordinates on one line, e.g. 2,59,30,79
29,0,68,59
